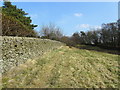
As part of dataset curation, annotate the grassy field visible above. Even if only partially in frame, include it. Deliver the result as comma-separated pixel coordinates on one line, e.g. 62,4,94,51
2,46,119,88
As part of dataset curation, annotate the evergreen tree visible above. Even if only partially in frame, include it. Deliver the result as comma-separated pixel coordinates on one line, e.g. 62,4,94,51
2,0,38,37
2,0,37,30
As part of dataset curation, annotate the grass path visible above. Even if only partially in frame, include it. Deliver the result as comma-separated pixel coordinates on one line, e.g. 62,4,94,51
2,46,119,88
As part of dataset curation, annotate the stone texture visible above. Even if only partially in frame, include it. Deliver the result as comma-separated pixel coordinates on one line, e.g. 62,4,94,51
1,36,64,73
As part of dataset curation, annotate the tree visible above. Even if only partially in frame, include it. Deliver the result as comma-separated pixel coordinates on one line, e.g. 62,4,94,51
71,32,80,45
2,0,37,30
40,23,63,40
118,19,120,47
2,0,38,37
79,31,86,44
100,22,118,47
2,13,37,37
69,21,119,49
60,36,75,46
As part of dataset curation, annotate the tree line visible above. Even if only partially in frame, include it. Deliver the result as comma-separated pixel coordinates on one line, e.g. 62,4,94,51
70,22,119,49
40,21,119,50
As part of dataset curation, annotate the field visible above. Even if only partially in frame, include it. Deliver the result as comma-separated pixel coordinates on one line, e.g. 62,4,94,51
2,46,119,88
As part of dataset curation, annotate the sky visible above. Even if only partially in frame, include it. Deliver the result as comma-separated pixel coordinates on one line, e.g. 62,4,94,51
118,1,120,19
1,2,118,36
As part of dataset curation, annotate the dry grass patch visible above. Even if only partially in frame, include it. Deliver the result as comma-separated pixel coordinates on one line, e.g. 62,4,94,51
2,46,119,88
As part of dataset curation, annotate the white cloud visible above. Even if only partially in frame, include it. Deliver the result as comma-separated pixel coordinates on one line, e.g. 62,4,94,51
76,24,90,29
76,24,101,30
74,13,83,17
92,25,102,29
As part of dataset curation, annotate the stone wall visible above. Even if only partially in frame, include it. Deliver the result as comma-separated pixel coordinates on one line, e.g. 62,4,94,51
2,36,64,73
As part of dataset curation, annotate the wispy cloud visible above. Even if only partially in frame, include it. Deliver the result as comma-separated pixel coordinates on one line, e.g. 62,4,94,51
29,14,38,19
76,24,90,29
76,24,101,30
74,13,83,17
93,26,102,29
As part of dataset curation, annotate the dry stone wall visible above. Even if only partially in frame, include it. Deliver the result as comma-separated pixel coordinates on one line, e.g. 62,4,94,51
2,36,64,73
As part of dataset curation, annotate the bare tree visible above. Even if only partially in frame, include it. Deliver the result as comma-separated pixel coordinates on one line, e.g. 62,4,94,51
40,23,63,40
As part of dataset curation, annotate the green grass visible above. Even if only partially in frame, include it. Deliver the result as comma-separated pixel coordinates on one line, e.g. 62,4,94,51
2,46,119,88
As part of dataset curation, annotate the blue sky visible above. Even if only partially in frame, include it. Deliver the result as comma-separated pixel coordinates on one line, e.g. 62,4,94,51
118,1,120,19
1,2,118,36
